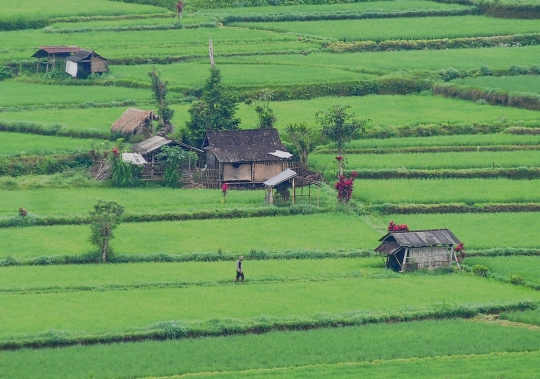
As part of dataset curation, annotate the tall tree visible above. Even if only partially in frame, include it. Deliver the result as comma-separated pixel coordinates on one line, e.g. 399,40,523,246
246,89,277,129
184,66,240,147
88,200,125,263
148,68,175,136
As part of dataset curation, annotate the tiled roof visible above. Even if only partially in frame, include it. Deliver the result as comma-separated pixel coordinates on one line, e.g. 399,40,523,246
203,129,289,163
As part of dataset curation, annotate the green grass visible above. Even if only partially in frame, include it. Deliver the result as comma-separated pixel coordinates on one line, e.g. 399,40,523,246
0,81,153,107
341,134,540,150
0,213,382,258
1,320,539,379
48,15,211,29
111,62,372,88
0,171,100,190
0,258,383,291
376,212,540,249
0,187,270,218
199,0,473,17
465,256,540,285
220,45,540,73
311,150,540,170
0,132,97,155
234,15,540,42
0,274,537,339
4,95,539,135
0,0,166,22
356,179,540,205
500,309,540,327
162,352,540,379
0,26,301,62
453,75,540,95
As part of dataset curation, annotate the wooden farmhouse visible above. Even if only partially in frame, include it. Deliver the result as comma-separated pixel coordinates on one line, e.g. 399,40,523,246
111,108,158,137
375,229,461,272
65,49,108,78
32,46,81,73
202,129,292,185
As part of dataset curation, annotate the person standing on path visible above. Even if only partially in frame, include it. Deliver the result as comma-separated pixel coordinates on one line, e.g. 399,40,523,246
234,255,244,283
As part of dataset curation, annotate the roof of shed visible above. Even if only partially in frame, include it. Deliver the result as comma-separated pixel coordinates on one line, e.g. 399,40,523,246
264,169,297,187
374,242,401,255
32,46,80,58
131,136,172,155
203,129,289,163
378,229,460,247
67,49,107,62
111,108,154,134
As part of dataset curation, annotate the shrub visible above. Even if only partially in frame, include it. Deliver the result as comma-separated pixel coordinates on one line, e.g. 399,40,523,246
472,264,489,276
510,274,525,285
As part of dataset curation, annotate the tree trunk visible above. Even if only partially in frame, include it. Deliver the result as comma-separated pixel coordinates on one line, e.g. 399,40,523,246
102,230,109,263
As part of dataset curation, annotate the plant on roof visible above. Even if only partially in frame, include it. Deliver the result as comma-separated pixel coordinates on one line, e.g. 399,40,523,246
388,221,409,232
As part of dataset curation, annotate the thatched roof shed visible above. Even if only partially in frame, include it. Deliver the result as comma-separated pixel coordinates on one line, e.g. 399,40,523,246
202,129,292,183
375,229,461,272
111,108,157,136
66,49,108,77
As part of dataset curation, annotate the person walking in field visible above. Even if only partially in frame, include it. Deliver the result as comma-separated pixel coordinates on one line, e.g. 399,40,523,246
234,255,244,283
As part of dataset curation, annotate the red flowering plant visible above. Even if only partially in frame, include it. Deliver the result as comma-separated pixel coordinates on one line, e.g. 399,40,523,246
454,241,466,262
112,147,119,159
335,171,357,202
387,221,409,232
221,182,229,202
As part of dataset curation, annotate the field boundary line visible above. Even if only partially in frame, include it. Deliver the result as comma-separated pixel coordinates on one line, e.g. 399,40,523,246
316,144,540,155
139,350,540,379
0,300,535,351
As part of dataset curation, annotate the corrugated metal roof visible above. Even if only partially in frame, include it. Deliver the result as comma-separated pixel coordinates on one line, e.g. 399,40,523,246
378,229,460,246
131,136,172,155
32,46,80,58
203,129,289,163
264,169,297,187
374,242,401,255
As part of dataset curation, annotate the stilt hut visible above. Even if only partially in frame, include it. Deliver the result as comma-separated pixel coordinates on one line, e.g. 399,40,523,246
202,129,292,186
32,46,80,73
65,50,108,78
375,229,461,272
264,169,321,206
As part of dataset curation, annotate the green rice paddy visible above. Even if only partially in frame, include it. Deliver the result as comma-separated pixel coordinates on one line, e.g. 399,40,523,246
453,75,540,94
235,15,540,42
0,132,96,155
1,320,539,379
0,213,382,258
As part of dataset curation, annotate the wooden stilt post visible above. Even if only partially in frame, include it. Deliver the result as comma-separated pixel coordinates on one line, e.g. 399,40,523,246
451,247,461,270
400,248,409,272
292,177,296,205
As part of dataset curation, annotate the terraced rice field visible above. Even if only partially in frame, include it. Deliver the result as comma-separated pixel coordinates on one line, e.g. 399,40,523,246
2,0,540,377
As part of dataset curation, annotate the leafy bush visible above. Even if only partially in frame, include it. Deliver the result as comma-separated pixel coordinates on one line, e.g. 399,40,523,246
0,153,93,177
472,264,490,276
510,274,525,285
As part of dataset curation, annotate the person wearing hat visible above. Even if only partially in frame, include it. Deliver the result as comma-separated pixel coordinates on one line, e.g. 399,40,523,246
234,255,244,283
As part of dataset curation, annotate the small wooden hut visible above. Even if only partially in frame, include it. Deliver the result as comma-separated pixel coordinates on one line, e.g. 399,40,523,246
65,50,108,78
375,229,461,272
202,129,292,185
263,168,321,206
111,108,157,137
32,46,81,73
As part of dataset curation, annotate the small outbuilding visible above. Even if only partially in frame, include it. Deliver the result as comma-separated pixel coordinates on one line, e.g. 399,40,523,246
131,136,203,165
111,108,157,137
65,49,108,78
202,129,292,184
375,229,461,272
32,46,81,73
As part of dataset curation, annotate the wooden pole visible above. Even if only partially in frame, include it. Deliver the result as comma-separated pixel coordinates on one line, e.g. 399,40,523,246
451,247,461,270
400,248,409,272
292,178,296,205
